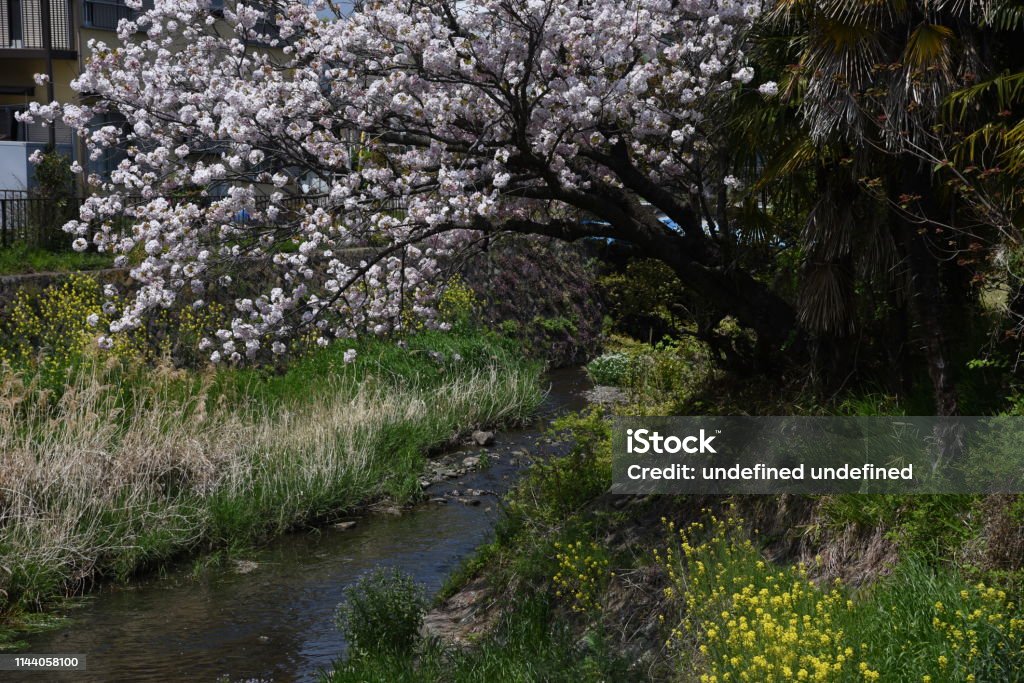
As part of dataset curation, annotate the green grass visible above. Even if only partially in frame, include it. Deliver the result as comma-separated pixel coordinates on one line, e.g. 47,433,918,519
847,560,1024,682
324,596,627,683
816,494,981,560
656,508,1024,682
0,330,543,620
0,245,112,275
382,376,1024,682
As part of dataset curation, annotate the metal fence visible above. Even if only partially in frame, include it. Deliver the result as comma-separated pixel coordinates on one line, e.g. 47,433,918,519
0,192,407,250
0,192,81,249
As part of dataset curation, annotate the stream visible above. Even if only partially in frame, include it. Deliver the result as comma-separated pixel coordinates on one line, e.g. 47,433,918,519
20,367,592,683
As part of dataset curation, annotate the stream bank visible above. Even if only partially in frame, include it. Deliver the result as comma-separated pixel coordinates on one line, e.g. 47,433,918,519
18,368,591,682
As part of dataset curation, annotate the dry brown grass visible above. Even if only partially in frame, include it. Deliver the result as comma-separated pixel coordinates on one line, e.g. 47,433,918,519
0,359,540,612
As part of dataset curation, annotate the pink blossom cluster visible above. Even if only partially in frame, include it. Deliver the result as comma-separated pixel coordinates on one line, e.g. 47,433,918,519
22,0,761,363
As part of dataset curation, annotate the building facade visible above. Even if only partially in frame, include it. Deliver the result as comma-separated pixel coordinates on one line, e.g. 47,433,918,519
0,0,144,190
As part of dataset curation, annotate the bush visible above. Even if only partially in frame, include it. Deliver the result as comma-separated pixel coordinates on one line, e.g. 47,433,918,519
598,258,689,342
508,408,611,523
28,151,77,250
585,337,713,414
336,568,427,656
585,352,631,386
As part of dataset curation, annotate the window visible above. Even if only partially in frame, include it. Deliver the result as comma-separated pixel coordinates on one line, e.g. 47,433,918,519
83,0,153,31
7,0,21,47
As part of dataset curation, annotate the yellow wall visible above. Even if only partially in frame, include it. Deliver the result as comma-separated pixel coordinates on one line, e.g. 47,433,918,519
0,57,79,106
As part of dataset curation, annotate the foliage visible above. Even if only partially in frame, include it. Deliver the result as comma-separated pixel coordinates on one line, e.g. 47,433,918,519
30,151,74,200
0,329,542,614
584,352,631,386
326,596,626,683
587,335,715,413
336,568,427,656
507,409,611,524
0,245,110,275
659,510,1024,682
817,495,979,561
598,258,690,342
24,151,78,250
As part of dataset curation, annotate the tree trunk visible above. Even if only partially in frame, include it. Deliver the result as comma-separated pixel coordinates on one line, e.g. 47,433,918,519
897,211,960,417
901,161,965,417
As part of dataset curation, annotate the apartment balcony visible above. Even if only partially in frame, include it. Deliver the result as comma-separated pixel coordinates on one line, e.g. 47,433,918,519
0,0,76,58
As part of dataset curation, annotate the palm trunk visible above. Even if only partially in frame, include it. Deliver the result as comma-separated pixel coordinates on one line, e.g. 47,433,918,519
896,165,960,417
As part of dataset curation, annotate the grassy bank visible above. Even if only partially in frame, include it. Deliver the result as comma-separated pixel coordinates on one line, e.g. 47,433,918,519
322,338,1024,682
0,330,542,619
0,245,112,276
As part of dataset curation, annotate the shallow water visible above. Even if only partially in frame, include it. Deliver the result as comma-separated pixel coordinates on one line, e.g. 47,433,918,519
20,367,591,682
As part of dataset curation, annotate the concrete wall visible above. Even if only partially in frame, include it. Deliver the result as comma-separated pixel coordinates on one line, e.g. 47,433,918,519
0,267,131,313
0,141,29,189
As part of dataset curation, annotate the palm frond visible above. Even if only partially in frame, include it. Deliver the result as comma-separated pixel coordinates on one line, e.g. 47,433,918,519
979,0,1024,30
904,22,955,70
946,70,1024,120
798,262,855,334
755,137,822,190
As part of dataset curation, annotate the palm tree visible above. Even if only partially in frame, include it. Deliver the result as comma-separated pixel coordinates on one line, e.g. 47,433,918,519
743,0,1023,415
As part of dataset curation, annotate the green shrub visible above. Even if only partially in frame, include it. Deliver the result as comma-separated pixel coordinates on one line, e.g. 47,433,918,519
508,408,611,523
585,352,631,386
336,568,427,656
598,257,688,341
585,336,712,413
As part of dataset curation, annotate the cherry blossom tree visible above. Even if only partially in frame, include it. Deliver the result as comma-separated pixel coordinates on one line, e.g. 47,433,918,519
21,0,793,364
